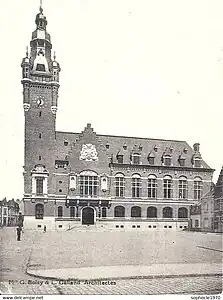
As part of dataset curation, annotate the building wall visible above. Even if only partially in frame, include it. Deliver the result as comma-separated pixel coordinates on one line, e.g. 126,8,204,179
214,197,223,233
22,7,214,231
200,193,214,232
190,214,201,229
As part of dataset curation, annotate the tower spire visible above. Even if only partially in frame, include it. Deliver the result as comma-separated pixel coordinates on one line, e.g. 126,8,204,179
26,46,29,58
40,0,43,12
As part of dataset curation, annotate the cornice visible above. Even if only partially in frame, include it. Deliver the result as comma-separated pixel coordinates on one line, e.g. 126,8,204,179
109,163,215,173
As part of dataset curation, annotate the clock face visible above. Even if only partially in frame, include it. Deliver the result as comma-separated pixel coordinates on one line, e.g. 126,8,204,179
34,96,45,108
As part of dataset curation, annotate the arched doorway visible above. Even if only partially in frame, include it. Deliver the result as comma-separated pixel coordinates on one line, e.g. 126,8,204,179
82,207,95,225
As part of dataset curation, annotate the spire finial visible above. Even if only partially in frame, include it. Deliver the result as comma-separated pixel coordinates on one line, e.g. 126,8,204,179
53,51,56,61
26,46,29,58
40,0,43,13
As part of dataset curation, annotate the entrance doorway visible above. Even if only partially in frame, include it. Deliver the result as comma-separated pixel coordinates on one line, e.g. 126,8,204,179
82,207,95,225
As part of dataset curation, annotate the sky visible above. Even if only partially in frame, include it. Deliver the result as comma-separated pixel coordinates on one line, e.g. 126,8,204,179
0,0,223,199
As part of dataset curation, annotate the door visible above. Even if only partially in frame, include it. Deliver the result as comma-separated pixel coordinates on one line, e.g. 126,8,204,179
82,207,94,225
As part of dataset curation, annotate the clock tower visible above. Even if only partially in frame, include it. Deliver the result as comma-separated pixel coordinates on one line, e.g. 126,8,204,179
21,5,61,198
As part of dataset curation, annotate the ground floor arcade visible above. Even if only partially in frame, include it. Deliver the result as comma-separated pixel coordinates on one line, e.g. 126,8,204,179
23,198,192,230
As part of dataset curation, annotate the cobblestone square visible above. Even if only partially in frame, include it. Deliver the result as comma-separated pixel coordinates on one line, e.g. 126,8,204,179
0,227,222,295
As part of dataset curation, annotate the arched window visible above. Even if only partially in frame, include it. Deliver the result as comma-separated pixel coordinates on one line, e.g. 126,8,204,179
101,207,107,218
178,207,188,218
58,206,63,217
70,206,75,218
147,206,157,218
163,175,173,199
194,177,203,200
131,206,141,218
114,206,125,217
132,174,141,198
148,175,157,198
115,173,125,197
179,176,188,199
163,207,173,218
35,203,44,219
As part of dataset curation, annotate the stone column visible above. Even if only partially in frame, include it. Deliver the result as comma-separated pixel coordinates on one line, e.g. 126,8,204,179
156,178,163,199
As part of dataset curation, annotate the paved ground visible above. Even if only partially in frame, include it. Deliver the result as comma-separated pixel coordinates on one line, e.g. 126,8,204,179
29,229,222,269
0,227,222,295
1,276,222,295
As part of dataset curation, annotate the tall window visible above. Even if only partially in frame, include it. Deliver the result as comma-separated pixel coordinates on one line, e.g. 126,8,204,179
148,175,157,198
178,207,188,218
58,206,63,217
195,219,199,227
163,176,172,199
114,206,125,217
179,177,188,199
101,207,107,218
132,174,141,198
35,203,44,219
70,206,75,218
80,175,99,197
131,206,141,217
36,177,44,195
194,178,203,200
147,206,157,218
163,207,173,218
115,174,125,197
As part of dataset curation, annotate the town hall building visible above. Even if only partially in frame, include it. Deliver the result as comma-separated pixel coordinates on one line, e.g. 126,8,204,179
22,5,214,230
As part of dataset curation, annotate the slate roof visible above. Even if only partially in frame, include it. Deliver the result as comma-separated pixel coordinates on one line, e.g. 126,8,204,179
214,166,223,198
56,124,213,170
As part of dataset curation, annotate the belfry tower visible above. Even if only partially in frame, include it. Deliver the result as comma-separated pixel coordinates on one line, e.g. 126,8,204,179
22,5,60,204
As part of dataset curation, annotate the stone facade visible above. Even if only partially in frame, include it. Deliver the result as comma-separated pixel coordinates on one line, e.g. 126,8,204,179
22,6,214,231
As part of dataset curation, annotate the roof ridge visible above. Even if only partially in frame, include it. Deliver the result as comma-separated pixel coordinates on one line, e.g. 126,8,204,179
56,130,186,143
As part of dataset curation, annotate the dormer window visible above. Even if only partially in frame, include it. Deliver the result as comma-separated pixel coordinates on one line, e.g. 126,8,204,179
132,154,140,165
148,157,155,165
163,156,171,166
117,155,123,164
64,141,68,146
179,157,185,167
194,158,201,168
123,144,127,150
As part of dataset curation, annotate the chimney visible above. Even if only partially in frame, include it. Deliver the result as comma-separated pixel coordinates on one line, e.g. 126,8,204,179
193,143,200,152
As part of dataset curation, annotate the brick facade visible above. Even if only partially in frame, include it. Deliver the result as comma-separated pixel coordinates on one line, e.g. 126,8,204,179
22,6,214,230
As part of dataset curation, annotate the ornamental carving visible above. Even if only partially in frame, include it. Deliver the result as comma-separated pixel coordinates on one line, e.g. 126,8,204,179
79,144,98,162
